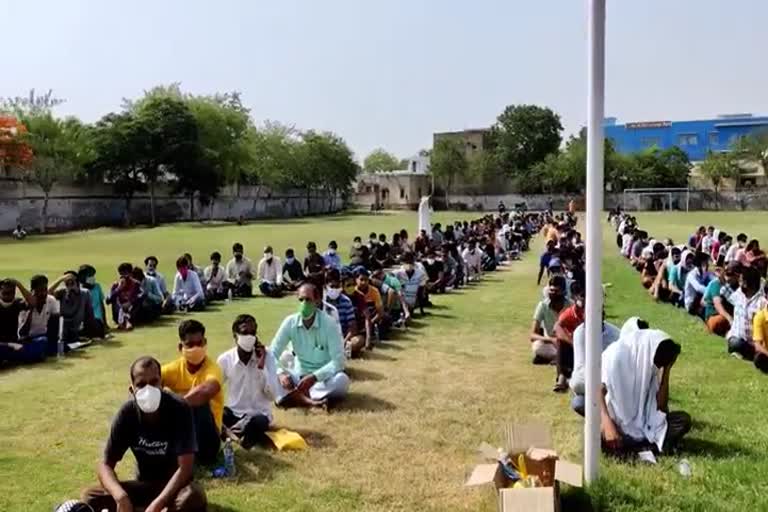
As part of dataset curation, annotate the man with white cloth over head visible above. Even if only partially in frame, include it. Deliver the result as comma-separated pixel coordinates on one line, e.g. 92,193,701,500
418,196,431,238
599,328,691,457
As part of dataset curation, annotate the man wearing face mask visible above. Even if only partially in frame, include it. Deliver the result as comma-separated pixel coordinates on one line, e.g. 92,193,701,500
78,265,108,338
304,241,327,289
324,269,365,358
461,240,483,283
553,283,585,392
422,249,446,295
354,267,389,341
162,320,223,465
703,263,739,336
81,356,206,512
724,266,764,360
271,283,349,408
323,240,342,271
349,236,371,269
225,242,254,297
51,271,95,344
529,276,571,366
394,252,428,316
218,315,284,449
257,245,284,298
144,256,173,314
171,257,205,312
282,248,305,291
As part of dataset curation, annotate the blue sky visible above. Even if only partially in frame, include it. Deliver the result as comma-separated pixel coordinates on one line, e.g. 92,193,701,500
2,0,766,161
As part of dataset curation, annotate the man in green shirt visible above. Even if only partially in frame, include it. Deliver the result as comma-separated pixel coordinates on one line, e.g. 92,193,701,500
270,283,349,408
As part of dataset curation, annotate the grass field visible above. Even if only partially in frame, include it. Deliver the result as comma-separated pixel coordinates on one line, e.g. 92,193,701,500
0,211,767,511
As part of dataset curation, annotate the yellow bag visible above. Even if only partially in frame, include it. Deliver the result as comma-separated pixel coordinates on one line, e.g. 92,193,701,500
265,429,308,451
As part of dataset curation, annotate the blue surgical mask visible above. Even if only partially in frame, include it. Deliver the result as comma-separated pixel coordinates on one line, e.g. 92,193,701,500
286,257,295,264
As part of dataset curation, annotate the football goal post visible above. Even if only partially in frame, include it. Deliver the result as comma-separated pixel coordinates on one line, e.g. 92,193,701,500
622,187,690,212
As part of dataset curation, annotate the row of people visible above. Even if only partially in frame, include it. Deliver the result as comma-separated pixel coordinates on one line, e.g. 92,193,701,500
529,210,691,462
51,213,541,511
612,212,768,376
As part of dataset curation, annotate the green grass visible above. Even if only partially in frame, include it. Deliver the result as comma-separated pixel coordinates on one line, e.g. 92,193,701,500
1,211,766,511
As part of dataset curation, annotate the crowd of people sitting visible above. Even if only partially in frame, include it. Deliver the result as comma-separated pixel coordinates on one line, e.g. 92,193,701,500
611,210,768,375
20,210,543,512
530,209,691,463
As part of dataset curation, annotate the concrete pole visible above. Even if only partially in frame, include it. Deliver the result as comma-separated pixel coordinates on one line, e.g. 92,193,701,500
584,0,606,485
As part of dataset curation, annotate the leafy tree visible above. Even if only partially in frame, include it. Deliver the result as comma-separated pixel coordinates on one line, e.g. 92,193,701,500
490,104,563,177
363,148,399,173
699,151,739,209
0,115,33,176
732,129,768,177
19,113,90,232
1,88,65,116
430,138,468,207
631,146,690,189
295,130,358,211
248,121,301,195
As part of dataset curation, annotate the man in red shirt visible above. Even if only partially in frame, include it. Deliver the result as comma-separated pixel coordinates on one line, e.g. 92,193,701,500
553,283,585,392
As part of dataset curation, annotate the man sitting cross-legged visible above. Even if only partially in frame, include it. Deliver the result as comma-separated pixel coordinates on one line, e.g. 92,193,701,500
257,246,284,298
218,314,282,449
0,278,36,364
107,263,141,331
17,275,59,360
225,242,254,297
270,283,349,409
203,251,227,301
325,269,366,358
162,320,223,466
172,256,206,312
131,268,163,325
529,276,571,366
81,356,207,512
282,248,305,292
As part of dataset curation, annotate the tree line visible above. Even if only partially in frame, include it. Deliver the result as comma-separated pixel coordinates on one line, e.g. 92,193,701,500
0,86,359,232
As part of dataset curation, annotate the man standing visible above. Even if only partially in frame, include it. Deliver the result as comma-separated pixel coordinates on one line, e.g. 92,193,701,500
162,320,223,465
270,284,349,408
81,356,207,512
225,242,254,297
218,315,282,449
257,246,284,298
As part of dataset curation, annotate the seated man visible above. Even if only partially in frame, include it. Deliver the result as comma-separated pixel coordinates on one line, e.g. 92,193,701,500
462,240,484,282
703,263,739,336
569,313,623,416
600,329,690,457
132,268,163,324
394,252,428,316
349,236,371,269
282,248,305,291
373,233,393,268
750,302,768,374
162,320,223,466
303,241,326,289
683,252,711,316
529,277,571,366
203,251,227,301
553,283,585,392
422,249,446,295
343,270,373,350
355,267,389,341
257,246,284,298
107,263,141,330
183,253,205,285
225,242,254,297
172,256,205,312
81,356,207,512
78,265,108,338
0,278,36,364
323,241,342,271
270,283,349,408
218,314,282,449
144,256,173,314
725,266,764,360
18,275,59,360
50,272,95,343
12,223,27,240
325,269,366,358
370,265,410,325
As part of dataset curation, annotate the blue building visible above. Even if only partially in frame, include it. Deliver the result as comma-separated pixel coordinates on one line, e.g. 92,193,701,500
604,114,768,162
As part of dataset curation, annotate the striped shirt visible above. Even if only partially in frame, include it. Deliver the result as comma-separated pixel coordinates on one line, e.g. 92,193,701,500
726,289,765,341
325,294,356,336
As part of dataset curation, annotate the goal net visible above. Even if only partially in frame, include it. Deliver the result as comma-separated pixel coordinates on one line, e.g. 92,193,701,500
622,188,690,212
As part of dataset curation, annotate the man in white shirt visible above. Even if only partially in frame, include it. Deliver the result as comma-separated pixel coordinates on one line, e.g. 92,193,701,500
12,224,27,240
144,255,172,313
461,240,484,282
225,242,254,297
171,256,205,311
203,251,227,301
218,314,282,449
17,275,57,361
257,246,283,298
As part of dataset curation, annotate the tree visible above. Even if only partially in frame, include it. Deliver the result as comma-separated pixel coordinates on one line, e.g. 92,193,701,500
732,129,768,178
490,104,563,177
248,121,301,196
0,115,33,175
631,146,690,189
699,151,739,209
363,148,400,173
295,130,358,212
19,113,89,232
430,138,468,207
1,88,65,116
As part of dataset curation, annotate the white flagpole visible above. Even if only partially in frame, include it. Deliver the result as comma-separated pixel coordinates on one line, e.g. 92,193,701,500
584,0,606,484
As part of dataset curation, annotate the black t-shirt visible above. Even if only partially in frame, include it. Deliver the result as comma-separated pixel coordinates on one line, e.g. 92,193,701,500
105,391,197,483
283,259,304,281
423,259,444,282
349,246,370,267
304,253,326,275
374,242,391,261
0,299,27,343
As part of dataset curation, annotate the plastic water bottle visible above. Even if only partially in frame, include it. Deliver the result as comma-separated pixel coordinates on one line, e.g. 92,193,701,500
226,288,233,304
677,459,692,478
223,438,236,477
57,316,65,359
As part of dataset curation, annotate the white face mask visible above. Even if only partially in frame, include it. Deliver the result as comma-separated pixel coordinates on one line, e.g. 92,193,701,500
135,385,162,414
353,242,362,249
326,287,342,300
264,253,273,260
327,248,336,255
426,258,435,265
86,276,96,285
236,334,257,352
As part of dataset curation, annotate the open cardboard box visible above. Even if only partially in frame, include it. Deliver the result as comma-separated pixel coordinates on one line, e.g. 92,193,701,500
465,422,583,512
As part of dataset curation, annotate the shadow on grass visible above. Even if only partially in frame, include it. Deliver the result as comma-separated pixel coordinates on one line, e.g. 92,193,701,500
561,487,597,512
331,391,397,413
677,436,755,458
290,428,337,448
345,366,386,381
376,342,405,351
362,351,398,362
232,448,293,483
428,312,458,320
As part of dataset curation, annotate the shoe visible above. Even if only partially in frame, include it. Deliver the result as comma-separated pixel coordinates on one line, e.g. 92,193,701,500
553,375,568,393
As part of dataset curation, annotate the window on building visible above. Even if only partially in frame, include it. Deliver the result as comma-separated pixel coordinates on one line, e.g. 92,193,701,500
640,137,661,148
399,187,405,199
708,132,719,146
677,134,698,146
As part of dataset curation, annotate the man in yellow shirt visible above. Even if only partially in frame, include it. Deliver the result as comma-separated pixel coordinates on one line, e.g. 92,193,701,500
751,306,768,374
162,319,223,465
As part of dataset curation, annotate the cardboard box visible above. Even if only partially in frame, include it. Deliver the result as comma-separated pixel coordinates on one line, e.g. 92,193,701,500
464,423,583,512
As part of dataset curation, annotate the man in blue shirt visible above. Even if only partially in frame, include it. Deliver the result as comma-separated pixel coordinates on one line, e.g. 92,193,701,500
323,241,342,271
270,283,349,408
324,269,364,358
537,240,557,285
